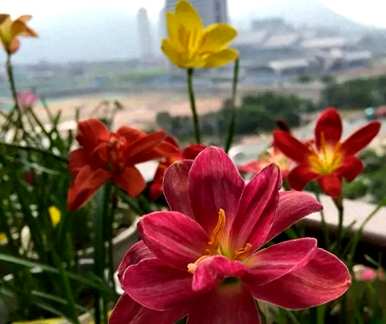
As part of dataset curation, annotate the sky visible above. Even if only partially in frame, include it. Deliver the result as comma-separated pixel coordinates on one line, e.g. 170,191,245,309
2,0,386,28
2,0,386,63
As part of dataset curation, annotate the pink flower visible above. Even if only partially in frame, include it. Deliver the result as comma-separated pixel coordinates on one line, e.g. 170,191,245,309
17,90,38,109
353,264,384,282
111,147,351,324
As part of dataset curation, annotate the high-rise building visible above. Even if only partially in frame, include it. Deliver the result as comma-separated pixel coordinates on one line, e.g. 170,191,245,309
137,8,154,62
164,0,229,25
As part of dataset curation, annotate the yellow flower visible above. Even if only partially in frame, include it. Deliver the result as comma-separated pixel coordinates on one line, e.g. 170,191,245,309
0,232,7,245
49,206,61,227
162,0,238,69
0,14,37,54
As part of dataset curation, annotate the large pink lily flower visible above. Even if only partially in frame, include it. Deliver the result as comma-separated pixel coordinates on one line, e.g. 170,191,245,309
111,147,351,324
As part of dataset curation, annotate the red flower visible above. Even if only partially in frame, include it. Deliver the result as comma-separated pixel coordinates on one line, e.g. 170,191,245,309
110,147,350,324
239,147,293,179
274,108,381,197
67,119,175,211
148,136,205,200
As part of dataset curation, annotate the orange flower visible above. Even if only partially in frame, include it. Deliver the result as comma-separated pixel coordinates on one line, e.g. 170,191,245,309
67,119,177,211
0,14,37,54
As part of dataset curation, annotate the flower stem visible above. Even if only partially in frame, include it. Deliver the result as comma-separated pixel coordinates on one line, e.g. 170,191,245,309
225,58,240,153
333,196,344,252
187,68,201,144
316,193,330,247
5,54,26,138
93,184,112,324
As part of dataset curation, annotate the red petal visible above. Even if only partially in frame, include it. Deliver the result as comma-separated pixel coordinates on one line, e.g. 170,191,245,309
192,256,246,293
116,126,145,142
230,164,281,250
238,161,262,174
337,156,364,182
273,130,310,163
163,160,194,217
318,174,342,197
127,131,167,164
244,238,317,286
122,258,194,311
67,166,111,211
76,119,110,150
341,121,381,155
117,241,154,282
265,191,322,242
68,148,89,177
110,294,185,324
148,163,168,200
248,249,351,309
189,147,244,234
182,144,206,159
315,108,342,148
113,166,145,197
138,211,208,269
188,285,261,324
288,165,318,191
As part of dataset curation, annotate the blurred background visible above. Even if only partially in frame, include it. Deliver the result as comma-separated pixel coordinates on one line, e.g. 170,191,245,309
1,0,386,149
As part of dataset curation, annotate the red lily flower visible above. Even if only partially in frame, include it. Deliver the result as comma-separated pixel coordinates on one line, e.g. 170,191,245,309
149,136,205,200
239,147,293,179
274,108,381,197
111,147,350,324
67,119,175,211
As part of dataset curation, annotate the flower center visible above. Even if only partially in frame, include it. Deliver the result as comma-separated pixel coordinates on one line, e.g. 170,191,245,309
309,143,343,175
187,209,253,273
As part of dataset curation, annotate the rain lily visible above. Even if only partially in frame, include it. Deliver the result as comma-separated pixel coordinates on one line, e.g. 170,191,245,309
67,119,175,211
17,90,38,109
274,108,381,197
161,0,238,69
239,147,292,179
111,147,350,324
49,206,61,227
0,14,37,54
149,136,205,200
353,264,384,282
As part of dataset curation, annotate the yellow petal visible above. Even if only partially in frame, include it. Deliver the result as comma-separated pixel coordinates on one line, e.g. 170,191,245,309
11,20,37,38
200,23,238,53
166,12,178,42
161,39,183,67
175,0,203,31
49,206,61,227
8,37,20,54
0,232,7,245
17,15,32,24
204,48,239,68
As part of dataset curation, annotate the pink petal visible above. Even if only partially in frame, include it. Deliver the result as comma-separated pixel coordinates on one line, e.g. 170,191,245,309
117,241,154,281
122,258,195,311
189,147,244,234
248,249,351,309
188,284,261,324
138,211,209,269
230,164,281,250
265,191,322,242
244,238,317,286
163,160,194,217
192,256,246,293
110,294,185,324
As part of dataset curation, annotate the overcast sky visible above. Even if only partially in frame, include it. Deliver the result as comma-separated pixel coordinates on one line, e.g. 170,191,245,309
2,0,386,28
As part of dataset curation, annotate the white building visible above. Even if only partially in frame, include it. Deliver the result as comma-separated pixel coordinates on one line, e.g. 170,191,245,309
164,0,229,25
137,8,154,62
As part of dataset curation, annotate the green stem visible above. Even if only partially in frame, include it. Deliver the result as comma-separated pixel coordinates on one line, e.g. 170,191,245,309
333,196,344,252
6,54,26,138
187,68,201,144
94,184,112,324
225,58,240,153
316,193,330,247
0,141,68,163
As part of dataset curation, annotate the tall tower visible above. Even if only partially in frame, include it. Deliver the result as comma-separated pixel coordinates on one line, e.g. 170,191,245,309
137,8,154,62
164,0,229,25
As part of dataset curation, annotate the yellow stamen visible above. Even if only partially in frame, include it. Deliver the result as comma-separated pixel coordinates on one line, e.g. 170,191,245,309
208,208,226,247
234,243,253,260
